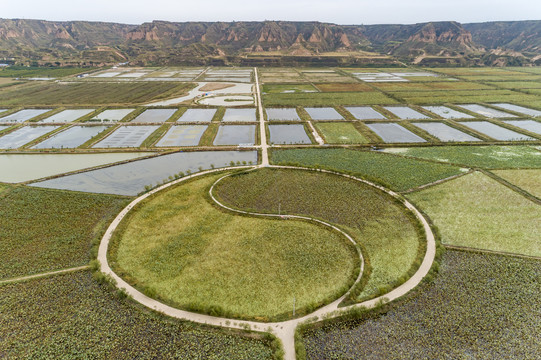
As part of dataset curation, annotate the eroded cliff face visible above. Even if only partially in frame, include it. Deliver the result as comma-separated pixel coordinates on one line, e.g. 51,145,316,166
0,18,539,66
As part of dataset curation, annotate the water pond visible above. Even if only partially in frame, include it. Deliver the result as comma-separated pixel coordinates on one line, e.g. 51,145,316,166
0,126,59,149
155,125,207,147
93,126,159,148
412,122,480,142
213,125,256,146
32,126,110,149
268,124,311,144
460,121,534,141
366,123,426,143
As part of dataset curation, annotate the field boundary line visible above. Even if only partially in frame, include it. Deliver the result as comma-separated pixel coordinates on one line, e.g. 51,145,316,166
443,244,541,260
0,265,90,285
401,170,474,194
481,169,541,206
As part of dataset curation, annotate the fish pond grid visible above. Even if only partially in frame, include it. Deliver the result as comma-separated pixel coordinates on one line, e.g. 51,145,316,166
0,109,52,123
366,123,427,143
213,125,256,146
38,109,95,123
0,126,59,149
268,124,311,144
493,103,541,117
93,126,159,148
265,108,301,121
304,107,344,121
155,125,207,147
458,104,516,118
422,106,474,119
131,109,177,123
503,120,541,135
222,108,257,123
383,106,430,120
177,109,217,123
90,109,135,122
459,121,534,141
32,126,110,149
31,151,258,196
345,106,386,120
412,122,480,142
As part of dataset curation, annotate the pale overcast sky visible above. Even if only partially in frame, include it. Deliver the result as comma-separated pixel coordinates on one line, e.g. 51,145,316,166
3,0,540,25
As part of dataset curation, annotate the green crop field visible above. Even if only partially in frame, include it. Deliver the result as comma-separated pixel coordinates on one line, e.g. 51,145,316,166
263,91,397,106
314,122,370,144
110,173,357,320
371,81,494,91
0,270,275,359
0,66,89,78
383,146,541,169
301,250,541,359
261,83,317,93
0,186,129,279
408,172,541,256
492,169,541,199
488,81,541,89
214,168,422,301
270,148,464,191
0,82,195,106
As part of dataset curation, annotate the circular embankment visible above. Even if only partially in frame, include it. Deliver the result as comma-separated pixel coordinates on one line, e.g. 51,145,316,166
98,165,436,360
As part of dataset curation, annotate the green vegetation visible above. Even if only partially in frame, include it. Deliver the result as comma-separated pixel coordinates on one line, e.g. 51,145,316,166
0,270,275,359
371,81,493,91
493,169,541,198
314,83,374,92
270,148,464,191
261,83,317,94
408,172,541,256
110,173,357,320
0,186,128,279
314,123,370,144
391,89,541,105
214,168,422,301
263,92,397,106
0,82,195,106
383,145,541,169
0,66,88,78
301,250,541,359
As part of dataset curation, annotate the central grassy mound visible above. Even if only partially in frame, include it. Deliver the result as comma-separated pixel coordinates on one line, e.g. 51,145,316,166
109,172,358,320
213,168,423,302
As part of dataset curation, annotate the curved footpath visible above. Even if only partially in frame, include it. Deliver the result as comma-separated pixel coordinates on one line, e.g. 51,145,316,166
98,165,436,360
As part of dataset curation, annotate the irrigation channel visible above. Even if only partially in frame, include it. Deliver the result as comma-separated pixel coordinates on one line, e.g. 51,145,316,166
98,165,436,360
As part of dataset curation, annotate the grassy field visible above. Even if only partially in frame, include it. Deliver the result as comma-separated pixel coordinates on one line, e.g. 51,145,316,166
492,169,541,199
314,123,370,144
0,186,129,279
261,83,317,94
487,81,541,90
407,172,541,256
301,250,541,359
263,92,397,106
0,82,195,106
371,81,494,91
383,146,541,169
0,270,275,359
110,173,357,320
0,66,89,78
270,148,464,191
314,83,374,92
213,168,422,302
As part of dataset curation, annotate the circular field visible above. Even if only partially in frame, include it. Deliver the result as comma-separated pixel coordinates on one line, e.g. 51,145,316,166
109,172,359,320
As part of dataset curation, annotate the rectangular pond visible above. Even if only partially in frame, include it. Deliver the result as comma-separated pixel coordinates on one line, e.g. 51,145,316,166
93,126,159,148
304,107,344,121
92,71,122,78
0,109,52,123
422,106,474,119
131,109,177,123
155,125,207,147
412,122,480,142
269,124,311,144
0,152,151,183
366,123,427,143
458,104,517,118
383,106,430,120
177,109,216,123
38,109,95,123
32,126,110,149
0,126,60,149
266,108,301,121
222,108,257,122
31,151,258,196
345,106,386,120
213,125,256,146
459,121,534,141
493,103,541,118
90,109,135,122
503,120,541,135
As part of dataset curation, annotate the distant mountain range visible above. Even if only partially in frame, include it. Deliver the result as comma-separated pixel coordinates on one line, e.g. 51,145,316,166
0,19,540,67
